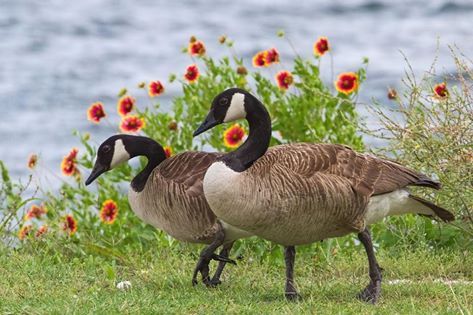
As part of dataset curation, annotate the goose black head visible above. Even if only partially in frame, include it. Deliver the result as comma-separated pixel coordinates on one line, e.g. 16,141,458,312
193,88,253,137
85,134,166,185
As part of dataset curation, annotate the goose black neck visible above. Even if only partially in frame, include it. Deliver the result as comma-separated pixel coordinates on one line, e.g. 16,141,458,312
222,98,271,172
127,136,166,192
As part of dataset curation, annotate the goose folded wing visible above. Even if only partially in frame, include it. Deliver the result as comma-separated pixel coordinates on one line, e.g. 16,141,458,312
266,143,440,198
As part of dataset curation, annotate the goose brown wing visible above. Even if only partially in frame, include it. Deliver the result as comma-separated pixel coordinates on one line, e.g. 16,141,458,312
369,157,441,195
265,143,440,197
331,145,441,196
155,151,222,197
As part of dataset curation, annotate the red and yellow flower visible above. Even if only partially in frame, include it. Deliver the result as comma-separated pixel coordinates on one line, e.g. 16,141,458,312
18,225,33,240
35,225,48,238
117,95,136,116
314,37,330,57
24,204,47,220
148,80,164,97
61,159,77,177
252,51,267,67
275,71,294,90
265,48,280,65
87,102,106,123
164,146,172,158
433,82,448,98
223,124,246,148
100,200,119,224
61,148,79,177
27,154,38,169
63,214,77,235
184,64,200,83
335,72,359,95
188,40,206,56
67,148,78,160
120,115,145,133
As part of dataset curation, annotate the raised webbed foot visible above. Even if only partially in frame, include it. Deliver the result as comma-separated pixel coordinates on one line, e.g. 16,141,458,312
211,253,237,265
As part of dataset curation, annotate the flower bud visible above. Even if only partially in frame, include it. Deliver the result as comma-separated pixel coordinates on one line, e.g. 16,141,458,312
236,66,248,76
168,121,178,131
387,88,397,100
117,88,127,97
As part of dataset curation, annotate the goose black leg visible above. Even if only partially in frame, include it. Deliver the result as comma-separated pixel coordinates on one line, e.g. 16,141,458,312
284,245,301,301
192,226,236,287
209,241,235,287
357,228,382,304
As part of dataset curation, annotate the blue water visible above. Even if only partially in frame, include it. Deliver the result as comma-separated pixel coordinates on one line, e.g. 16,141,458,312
0,0,472,180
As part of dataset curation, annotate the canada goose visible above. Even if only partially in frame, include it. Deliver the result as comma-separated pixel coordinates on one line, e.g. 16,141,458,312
85,134,252,286
193,88,454,303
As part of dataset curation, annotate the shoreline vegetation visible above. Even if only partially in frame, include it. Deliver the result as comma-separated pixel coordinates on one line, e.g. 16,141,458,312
1,34,472,312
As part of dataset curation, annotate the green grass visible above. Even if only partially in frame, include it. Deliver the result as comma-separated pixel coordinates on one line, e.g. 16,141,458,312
1,243,472,314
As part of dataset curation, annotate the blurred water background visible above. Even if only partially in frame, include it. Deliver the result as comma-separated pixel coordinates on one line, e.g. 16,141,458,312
0,0,472,182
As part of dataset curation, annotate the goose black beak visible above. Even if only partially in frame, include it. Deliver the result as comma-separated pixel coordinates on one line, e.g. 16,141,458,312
193,111,219,137
85,162,107,185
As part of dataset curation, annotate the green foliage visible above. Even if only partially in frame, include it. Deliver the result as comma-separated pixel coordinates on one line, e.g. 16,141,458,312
368,48,473,248
0,161,37,245
0,35,367,258
142,55,363,154
2,36,468,262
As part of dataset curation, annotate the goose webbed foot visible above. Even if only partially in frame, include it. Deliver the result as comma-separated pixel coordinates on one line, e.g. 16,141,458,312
192,256,212,286
211,253,237,265
207,241,236,287
357,279,381,304
193,254,236,288
285,289,303,301
191,253,237,286
192,224,229,287
357,228,382,304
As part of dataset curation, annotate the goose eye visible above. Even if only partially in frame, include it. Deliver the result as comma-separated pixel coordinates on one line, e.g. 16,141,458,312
219,97,229,106
102,145,111,153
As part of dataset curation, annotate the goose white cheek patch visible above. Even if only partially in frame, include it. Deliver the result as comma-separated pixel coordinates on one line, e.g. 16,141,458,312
110,139,130,168
223,93,246,122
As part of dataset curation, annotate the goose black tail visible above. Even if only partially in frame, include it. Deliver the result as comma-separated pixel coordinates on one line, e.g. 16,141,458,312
410,178,442,190
409,195,455,222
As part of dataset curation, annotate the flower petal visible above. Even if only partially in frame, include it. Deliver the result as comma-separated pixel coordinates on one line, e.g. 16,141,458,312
223,124,246,148
184,64,200,83
314,37,330,57
120,116,145,133
335,72,359,95
87,102,106,123
275,71,294,90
